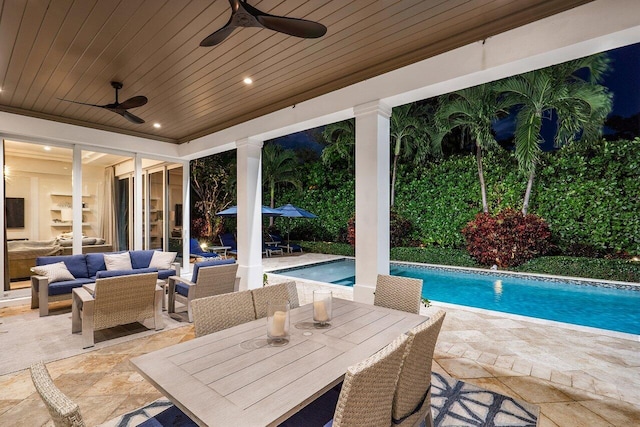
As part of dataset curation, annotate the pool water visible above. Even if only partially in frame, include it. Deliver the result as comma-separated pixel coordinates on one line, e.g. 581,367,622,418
274,259,640,335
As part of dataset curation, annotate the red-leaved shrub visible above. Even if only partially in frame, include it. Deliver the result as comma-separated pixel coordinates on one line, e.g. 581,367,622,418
462,208,552,267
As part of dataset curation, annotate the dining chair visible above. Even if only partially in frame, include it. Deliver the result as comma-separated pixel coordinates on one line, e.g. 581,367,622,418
191,290,256,337
332,333,411,426
168,260,238,322
374,274,423,314
30,361,86,427
393,310,446,427
251,281,299,319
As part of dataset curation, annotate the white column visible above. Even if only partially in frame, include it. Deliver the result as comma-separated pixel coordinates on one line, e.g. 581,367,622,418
133,154,143,250
72,146,82,254
182,160,190,273
353,100,391,304
236,138,263,291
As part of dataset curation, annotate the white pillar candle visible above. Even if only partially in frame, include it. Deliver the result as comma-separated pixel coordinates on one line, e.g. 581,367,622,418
314,300,329,322
270,310,287,337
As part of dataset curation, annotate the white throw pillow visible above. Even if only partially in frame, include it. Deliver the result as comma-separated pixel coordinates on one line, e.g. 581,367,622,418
104,252,133,271
148,251,177,270
32,262,75,283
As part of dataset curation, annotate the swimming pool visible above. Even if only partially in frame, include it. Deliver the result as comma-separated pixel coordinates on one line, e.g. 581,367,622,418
273,258,640,335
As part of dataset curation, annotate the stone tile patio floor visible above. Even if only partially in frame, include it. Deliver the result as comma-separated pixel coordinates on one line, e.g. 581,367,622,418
1,253,639,426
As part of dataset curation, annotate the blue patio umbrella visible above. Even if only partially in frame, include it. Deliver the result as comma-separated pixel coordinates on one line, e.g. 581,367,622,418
274,204,317,244
215,205,282,217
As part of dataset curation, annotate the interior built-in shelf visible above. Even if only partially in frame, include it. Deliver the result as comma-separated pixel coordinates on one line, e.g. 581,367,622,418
50,208,91,212
51,222,90,227
50,193,94,197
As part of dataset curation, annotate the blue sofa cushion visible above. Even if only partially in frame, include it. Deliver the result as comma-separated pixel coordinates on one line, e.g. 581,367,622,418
130,250,157,269
86,252,106,277
48,278,94,296
192,258,236,282
96,267,158,279
36,254,89,279
158,269,176,280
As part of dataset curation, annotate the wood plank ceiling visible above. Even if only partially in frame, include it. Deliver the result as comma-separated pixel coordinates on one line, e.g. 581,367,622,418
0,0,592,144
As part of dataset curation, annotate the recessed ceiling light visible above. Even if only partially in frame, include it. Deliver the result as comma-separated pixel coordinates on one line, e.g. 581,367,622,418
243,77,253,85
153,123,161,129
44,146,52,151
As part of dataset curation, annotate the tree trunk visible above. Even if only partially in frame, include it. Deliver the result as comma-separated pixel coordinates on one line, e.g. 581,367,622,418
390,154,399,207
476,143,488,213
269,183,275,227
522,169,535,216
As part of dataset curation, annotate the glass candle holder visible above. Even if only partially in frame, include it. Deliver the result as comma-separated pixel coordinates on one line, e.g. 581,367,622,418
313,290,332,328
267,301,290,346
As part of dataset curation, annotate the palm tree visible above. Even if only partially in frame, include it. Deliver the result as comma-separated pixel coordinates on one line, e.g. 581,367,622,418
389,104,423,206
321,119,355,171
262,143,301,225
437,83,509,213
497,54,612,214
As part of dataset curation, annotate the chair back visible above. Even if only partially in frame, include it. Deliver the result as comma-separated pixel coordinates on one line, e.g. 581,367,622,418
393,310,446,427
93,272,158,330
218,233,237,250
374,274,423,314
192,290,256,337
189,238,204,255
332,333,410,427
193,263,239,299
251,281,299,318
30,361,85,427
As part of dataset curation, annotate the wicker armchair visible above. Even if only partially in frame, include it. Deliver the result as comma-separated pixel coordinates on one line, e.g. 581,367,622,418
191,290,256,337
331,333,410,426
250,281,299,319
374,274,423,314
71,272,163,348
168,262,239,322
393,310,446,427
30,361,85,427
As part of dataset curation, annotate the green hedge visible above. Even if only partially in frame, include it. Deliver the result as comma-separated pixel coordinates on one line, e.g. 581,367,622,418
515,256,640,283
277,138,640,256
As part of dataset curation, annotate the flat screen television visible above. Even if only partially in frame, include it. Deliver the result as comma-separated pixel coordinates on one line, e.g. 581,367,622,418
6,197,25,228
175,204,183,227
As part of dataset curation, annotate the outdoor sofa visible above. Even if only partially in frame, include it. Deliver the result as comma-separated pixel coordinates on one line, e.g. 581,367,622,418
31,250,180,317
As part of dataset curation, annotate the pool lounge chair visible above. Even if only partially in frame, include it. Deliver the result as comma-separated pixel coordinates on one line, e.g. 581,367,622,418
268,233,303,253
218,233,238,256
189,238,224,260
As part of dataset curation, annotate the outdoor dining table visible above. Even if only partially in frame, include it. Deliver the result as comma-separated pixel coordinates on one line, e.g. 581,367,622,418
131,297,427,426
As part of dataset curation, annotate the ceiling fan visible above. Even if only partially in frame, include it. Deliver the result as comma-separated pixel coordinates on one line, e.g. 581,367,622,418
200,0,327,47
58,81,148,124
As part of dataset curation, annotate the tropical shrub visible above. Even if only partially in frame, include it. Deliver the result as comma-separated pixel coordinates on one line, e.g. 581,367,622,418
462,208,552,267
515,256,640,283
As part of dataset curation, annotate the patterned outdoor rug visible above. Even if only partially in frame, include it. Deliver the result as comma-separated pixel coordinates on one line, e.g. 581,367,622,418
101,373,538,427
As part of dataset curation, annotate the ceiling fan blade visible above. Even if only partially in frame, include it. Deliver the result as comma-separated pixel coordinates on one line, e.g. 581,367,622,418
200,23,236,47
120,110,145,124
256,14,327,39
118,95,148,110
57,98,101,108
